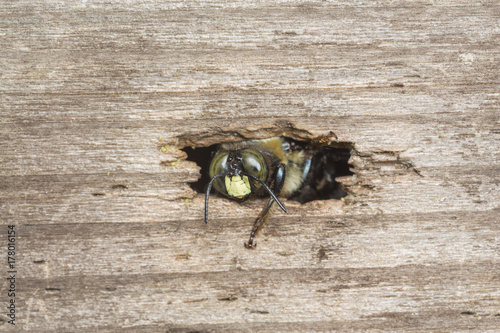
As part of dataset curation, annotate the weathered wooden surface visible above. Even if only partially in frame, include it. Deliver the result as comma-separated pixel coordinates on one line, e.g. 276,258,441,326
1,0,499,331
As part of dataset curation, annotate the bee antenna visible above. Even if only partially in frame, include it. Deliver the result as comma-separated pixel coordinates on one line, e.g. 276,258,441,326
205,173,227,224
241,173,287,213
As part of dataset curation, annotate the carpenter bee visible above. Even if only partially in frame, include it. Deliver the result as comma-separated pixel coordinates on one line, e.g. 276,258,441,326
204,133,343,249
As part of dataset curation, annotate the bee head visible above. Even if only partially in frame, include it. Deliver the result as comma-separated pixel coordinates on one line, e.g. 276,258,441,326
204,144,288,225
208,149,268,199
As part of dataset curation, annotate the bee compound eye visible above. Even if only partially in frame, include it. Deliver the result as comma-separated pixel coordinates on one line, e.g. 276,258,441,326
208,152,229,194
241,149,268,183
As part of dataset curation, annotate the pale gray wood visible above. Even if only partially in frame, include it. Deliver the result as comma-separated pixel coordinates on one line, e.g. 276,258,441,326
1,0,499,332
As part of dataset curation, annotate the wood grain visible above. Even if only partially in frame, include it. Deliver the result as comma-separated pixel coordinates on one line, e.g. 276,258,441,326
1,0,499,331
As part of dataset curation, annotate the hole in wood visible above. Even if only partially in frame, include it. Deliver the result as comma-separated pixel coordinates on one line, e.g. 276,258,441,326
181,136,353,203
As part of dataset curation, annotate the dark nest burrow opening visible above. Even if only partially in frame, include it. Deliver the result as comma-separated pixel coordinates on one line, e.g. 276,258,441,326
182,137,354,204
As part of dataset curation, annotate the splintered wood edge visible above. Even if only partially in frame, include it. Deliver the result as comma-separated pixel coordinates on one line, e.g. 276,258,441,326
171,120,318,148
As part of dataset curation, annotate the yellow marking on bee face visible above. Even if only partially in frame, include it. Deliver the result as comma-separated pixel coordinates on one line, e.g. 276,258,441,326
225,175,251,198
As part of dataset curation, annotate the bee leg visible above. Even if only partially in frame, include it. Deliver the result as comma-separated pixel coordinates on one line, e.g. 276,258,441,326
245,164,286,249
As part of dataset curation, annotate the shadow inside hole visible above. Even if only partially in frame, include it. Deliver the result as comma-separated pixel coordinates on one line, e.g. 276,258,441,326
181,137,353,204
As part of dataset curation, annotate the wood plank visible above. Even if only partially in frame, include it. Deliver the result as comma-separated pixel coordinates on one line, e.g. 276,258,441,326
1,0,499,331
